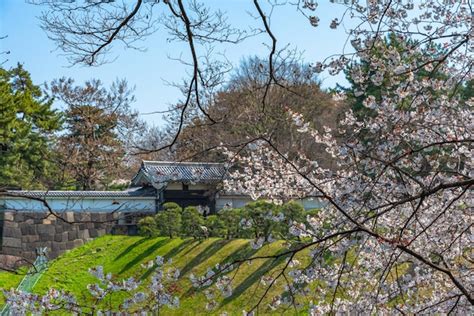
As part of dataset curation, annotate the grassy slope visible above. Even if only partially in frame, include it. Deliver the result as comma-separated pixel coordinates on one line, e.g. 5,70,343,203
0,269,25,305
1,236,412,314
29,236,314,315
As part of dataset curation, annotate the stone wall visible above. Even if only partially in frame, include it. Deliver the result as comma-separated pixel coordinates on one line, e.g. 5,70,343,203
0,210,141,267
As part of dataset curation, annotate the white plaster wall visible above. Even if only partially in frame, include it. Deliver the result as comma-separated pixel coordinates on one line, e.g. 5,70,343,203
216,196,253,210
3,198,156,213
300,198,325,210
216,196,325,211
189,183,211,190
166,183,183,190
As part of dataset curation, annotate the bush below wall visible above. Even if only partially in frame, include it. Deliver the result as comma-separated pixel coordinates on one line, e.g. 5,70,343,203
138,200,320,240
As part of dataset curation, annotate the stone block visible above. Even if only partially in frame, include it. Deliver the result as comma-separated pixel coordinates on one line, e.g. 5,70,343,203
3,237,22,248
54,234,63,242
97,213,107,222
73,239,84,248
65,212,75,223
61,232,69,242
3,212,15,221
78,229,90,240
81,212,92,222
28,212,39,219
89,213,99,222
51,242,62,252
96,229,106,237
22,243,32,251
24,251,36,261
3,226,21,238
0,254,27,270
68,230,78,240
89,228,98,238
74,212,89,222
14,213,25,222
2,246,23,258
4,221,18,228
21,235,39,243
37,224,55,236
20,224,36,235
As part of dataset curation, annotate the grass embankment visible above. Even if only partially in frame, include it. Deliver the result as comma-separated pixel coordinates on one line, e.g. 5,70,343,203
1,236,414,314
4,236,316,315
0,269,25,305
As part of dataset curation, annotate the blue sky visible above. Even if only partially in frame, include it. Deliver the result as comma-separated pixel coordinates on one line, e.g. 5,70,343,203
0,0,349,127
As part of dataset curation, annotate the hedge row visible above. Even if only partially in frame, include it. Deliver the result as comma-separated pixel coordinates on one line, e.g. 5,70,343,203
137,200,320,240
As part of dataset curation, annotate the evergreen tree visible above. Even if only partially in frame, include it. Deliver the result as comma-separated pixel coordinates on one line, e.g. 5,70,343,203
0,64,61,189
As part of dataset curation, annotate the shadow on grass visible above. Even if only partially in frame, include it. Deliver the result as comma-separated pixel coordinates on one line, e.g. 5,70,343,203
180,239,231,276
164,239,197,261
221,251,291,306
119,238,171,275
221,241,259,264
140,239,197,281
114,237,149,261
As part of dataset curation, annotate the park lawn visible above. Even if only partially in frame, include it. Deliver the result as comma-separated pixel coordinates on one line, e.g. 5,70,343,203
0,235,417,314
32,235,315,315
0,268,26,305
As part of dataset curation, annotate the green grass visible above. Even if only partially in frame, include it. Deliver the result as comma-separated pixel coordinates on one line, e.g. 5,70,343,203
0,268,26,305
24,236,316,315
0,236,417,315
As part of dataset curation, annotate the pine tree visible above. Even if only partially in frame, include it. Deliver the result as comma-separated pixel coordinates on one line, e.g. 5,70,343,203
0,64,61,189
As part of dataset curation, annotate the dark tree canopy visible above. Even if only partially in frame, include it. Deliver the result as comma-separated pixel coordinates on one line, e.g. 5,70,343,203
0,64,61,189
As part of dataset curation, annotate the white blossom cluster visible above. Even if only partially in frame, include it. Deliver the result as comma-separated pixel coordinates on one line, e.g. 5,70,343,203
222,1,473,313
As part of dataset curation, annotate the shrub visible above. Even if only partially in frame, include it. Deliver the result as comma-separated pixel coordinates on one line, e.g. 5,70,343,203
162,202,181,211
279,201,306,238
242,200,281,240
205,215,226,237
137,216,157,237
219,208,246,239
181,206,206,239
155,207,182,238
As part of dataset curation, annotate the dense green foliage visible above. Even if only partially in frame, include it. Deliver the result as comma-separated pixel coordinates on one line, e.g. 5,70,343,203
0,65,62,189
138,200,313,240
155,202,182,238
181,206,206,238
137,216,157,237
205,215,226,237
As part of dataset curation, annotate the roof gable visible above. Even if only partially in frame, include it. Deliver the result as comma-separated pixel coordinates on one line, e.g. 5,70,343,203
131,161,227,188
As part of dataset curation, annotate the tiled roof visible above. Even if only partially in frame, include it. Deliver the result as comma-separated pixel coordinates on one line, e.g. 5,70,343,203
3,187,157,199
132,161,227,187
